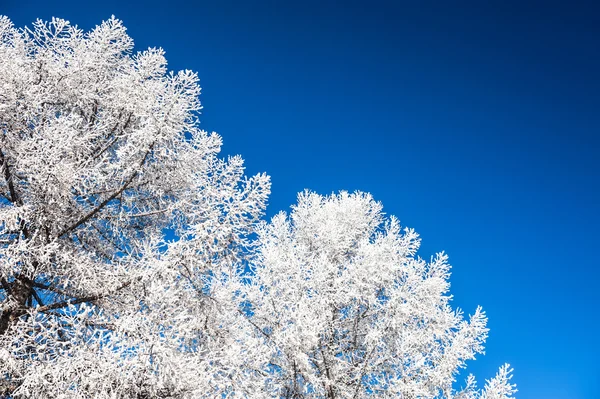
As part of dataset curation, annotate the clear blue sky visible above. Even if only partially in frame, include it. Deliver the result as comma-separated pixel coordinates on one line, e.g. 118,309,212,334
3,1,598,398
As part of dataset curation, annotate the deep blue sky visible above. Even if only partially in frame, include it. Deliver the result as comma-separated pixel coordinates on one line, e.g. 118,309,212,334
3,1,599,398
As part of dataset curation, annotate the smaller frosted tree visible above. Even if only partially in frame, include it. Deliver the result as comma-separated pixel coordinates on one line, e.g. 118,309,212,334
242,191,517,399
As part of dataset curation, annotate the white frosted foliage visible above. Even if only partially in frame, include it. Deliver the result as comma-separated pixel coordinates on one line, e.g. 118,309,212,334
241,191,516,398
0,16,515,399
0,16,270,398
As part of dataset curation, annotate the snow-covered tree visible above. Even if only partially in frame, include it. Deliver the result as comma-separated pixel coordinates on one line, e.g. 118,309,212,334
0,15,516,399
0,16,270,398
242,191,516,399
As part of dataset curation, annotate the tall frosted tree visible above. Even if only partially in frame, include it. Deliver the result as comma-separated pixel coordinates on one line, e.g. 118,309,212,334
0,16,516,399
0,16,270,398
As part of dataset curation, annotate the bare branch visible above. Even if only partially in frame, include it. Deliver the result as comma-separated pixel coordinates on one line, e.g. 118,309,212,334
37,280,132,313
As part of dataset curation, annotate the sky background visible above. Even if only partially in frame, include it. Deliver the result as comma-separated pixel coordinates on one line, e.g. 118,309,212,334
3,1,599,398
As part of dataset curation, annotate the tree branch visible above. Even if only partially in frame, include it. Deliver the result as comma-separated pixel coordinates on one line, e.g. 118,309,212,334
37,280,132,313
57,145,154,238
56,172,138,238
0,149,22,205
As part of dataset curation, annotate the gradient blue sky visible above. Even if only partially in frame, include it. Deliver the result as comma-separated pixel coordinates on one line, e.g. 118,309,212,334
3,1,599,398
